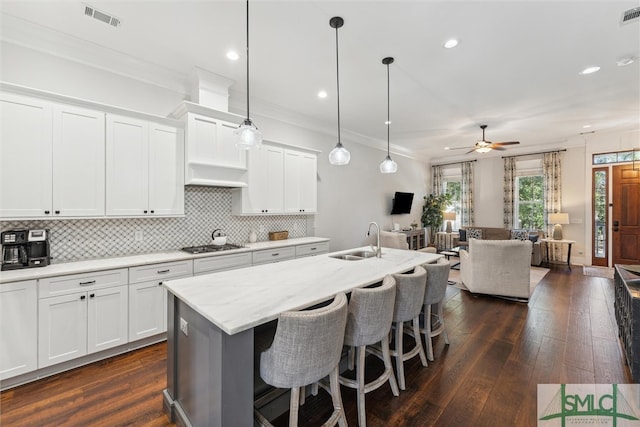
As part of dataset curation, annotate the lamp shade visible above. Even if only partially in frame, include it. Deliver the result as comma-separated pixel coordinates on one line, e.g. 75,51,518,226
443,211,456,221
548,213,569,225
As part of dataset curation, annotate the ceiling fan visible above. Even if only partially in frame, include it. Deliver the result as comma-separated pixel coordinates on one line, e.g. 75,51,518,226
450,125,520,154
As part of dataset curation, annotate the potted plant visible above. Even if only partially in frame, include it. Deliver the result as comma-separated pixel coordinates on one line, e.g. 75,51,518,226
422,193,452,245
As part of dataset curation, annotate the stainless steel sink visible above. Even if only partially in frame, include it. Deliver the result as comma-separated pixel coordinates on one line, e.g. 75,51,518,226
329,250,377,261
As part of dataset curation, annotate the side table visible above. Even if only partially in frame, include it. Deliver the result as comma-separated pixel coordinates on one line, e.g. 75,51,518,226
540,238,575,270
435,232,460,252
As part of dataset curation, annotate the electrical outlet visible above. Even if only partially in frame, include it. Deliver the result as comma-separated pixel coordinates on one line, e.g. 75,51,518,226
134,230,143,241
180,317,188,336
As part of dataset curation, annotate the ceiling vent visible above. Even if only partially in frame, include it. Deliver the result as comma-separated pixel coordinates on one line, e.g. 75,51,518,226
621,6,640,25
84,4,120,28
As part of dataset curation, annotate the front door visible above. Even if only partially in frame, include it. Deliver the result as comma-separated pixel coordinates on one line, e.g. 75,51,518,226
612,164,640,265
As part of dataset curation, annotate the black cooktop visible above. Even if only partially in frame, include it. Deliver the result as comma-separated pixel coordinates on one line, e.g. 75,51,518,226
181,243,245,254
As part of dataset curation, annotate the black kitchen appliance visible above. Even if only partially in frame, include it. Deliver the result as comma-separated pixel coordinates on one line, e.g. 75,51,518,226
1,229,50,271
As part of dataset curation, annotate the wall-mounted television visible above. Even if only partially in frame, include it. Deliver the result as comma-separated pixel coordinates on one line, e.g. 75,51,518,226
390,192,414,215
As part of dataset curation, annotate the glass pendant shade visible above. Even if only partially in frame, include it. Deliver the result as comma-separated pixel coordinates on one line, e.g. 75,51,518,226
380,155,398,173
329,142,350,165
234,118,262,149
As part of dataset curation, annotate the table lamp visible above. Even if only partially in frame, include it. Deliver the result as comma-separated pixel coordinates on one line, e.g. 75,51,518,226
548,213,569,240
443,211,456,233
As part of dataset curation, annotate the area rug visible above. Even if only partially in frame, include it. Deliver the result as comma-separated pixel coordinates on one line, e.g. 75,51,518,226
448,266,550,295
583,265,614,279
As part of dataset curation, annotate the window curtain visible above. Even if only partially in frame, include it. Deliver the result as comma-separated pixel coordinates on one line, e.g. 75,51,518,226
461,161,474,226
432,165,444,196
503,157,516,228
543,151,563,261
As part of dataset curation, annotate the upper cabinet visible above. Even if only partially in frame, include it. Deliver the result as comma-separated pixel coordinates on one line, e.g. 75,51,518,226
106,115,184,216
171,102,248,187
0,92,105,218
232,143,317,215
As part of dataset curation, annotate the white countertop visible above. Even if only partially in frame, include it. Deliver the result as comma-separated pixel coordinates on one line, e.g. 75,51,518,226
0,237,329,284
164,247,442,335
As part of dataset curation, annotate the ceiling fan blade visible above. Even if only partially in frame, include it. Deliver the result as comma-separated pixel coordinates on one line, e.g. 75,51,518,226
448,146,475,150
492,141,520,146
466,149,477,154
491,146,507,151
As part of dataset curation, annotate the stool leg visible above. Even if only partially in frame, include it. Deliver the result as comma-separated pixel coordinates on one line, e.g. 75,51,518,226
356,345,367,427
381,334,399,396
425,304,434,361
439,304,449,345
413,317,428,367
348,346,355,370
289,387,300,427
394,321,406,390
329,366,348,427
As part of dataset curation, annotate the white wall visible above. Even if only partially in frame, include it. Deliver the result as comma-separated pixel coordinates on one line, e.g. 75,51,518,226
1,42,430,252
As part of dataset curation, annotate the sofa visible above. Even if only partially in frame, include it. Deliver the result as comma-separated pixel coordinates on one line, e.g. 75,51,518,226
457,226,543,266
365,230,410,249
459,239,533,300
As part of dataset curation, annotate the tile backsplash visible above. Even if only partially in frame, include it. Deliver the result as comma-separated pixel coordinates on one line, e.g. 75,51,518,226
0,186,309,263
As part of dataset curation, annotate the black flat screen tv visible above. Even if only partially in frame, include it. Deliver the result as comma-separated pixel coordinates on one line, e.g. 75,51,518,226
390,192,414,215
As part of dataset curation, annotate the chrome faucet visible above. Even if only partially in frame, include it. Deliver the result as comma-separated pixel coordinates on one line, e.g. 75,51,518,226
367,222,382,258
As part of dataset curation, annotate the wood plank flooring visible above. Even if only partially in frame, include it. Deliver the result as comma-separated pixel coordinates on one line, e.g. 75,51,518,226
1,265,631,426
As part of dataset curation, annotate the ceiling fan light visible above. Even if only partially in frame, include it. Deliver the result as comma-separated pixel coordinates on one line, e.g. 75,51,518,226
380,155,398,173
476,146,492,153
329,142,350,165
234,119,262,149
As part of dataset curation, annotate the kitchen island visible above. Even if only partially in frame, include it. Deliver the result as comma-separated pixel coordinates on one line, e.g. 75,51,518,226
162,246,441,426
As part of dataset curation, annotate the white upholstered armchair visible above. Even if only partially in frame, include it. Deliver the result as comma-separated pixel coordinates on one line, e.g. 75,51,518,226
459,239,533,300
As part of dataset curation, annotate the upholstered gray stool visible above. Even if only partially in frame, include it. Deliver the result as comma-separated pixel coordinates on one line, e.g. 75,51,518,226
339,276,399,427
255,293,348,427
390,266,428,390
421,259,451,361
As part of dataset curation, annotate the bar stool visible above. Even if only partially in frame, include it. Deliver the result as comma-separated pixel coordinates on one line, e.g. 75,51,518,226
339,276,399,427
390,266,428,390
421,259,451,361
255,293,348,427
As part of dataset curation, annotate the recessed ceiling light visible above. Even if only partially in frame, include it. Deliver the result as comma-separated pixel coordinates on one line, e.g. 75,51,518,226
583,124,591,128
385,120,391,125
579,66,600,75
226,50,239,61
317,90,328,99
443,39,459,49
617,56,635,67
444,147,451,150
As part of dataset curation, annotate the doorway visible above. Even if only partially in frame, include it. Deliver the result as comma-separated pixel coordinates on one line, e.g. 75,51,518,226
612,164,640,266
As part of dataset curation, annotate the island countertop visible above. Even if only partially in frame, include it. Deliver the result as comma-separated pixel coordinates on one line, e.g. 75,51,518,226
164,247,441,335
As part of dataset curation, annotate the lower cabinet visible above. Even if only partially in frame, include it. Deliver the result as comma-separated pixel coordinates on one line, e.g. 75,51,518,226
0,280,38,380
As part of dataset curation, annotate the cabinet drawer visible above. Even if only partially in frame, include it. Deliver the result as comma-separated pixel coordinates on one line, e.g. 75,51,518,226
39,269,128,298
129,260,193,284
194,252,252,275
252,246,296,265
295,241,329,258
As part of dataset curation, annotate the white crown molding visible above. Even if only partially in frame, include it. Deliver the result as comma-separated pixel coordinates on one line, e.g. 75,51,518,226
1,13,189,94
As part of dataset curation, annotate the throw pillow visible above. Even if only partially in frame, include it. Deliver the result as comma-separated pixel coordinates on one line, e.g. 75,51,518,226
467,228,483,240
511,229,529,241
458,229,467,242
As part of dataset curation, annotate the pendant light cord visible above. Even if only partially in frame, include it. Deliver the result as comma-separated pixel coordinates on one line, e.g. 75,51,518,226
245,0,250,121
386,62,390,155
335,25,341,144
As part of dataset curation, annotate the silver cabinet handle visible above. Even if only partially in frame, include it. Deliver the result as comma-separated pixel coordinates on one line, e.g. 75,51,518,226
79,280,96,286
272,253,280,256
157,269,170,274
310,247,317,251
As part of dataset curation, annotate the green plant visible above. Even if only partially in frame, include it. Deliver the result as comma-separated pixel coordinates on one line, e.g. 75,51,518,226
422,193,452,244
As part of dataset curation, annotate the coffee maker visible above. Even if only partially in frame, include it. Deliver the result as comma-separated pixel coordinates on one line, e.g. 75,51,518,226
1,229,50,271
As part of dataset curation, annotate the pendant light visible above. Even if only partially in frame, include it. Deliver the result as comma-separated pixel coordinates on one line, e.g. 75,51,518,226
328,16,350,165
234,0,262,149
380,57,398,173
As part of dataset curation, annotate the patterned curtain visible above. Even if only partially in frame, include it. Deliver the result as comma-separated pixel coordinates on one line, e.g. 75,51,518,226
432,165,444,196
543,151,563,260
461,161,474,226
503,157,516,228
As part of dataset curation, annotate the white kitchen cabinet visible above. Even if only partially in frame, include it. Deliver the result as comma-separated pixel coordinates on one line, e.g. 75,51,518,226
0,281,38,380
193,252,252,275
187,113,246,170
284,149,317,214
87,285,129,354
39,292,88,367
129,260,193,341
106,114,184,216
252,246,296,265
0,92,53,218
295,241,330,258
233,144,284,214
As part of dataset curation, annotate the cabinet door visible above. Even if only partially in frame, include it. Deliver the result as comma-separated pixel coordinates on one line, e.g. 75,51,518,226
284,149,317,213
39,293,88,368
87,285,128,354
129,280,166,341
263,145,284,213
106,114,149,216
218,120,247,169
298,152,317,213
187,113,246,169
0,281,37,380
53,104,105,217
0,92,52,218
149,123,184,215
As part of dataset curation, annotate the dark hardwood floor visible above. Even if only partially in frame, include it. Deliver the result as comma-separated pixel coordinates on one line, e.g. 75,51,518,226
1,265,631,426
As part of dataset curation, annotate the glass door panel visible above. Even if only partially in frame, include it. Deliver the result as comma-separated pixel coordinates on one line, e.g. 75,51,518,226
592,167,608,266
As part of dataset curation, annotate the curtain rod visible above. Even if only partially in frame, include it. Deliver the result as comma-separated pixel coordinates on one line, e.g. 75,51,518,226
431,159,477,167
501,148,567,159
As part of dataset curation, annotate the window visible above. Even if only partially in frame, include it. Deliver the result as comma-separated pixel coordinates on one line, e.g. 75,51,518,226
515,175,544,230
443,179,461,230
593,150,640,164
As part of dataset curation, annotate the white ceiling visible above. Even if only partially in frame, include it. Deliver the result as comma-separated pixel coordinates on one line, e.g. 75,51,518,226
2,1,639,162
